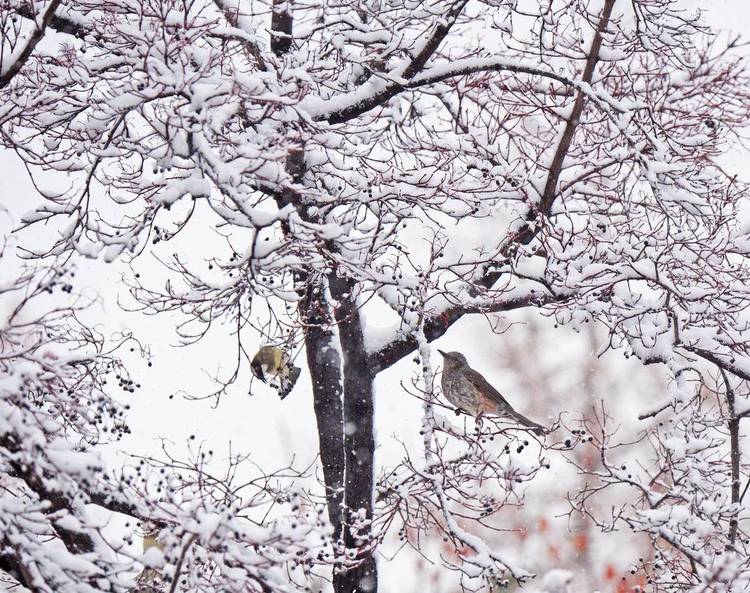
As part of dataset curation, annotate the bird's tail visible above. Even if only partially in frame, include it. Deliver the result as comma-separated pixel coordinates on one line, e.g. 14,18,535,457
513,411,548,435
289,365,301,388
279,365,302,400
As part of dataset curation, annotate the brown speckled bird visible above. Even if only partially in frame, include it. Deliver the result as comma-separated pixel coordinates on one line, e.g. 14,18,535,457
438,350,547,434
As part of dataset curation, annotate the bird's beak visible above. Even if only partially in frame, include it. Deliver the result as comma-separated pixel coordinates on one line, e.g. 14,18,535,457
437,349,446,357
252,363,267,383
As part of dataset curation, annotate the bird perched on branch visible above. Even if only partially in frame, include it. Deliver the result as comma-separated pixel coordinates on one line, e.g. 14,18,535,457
251,345,301,400
438,350,547,434
137,523,164,591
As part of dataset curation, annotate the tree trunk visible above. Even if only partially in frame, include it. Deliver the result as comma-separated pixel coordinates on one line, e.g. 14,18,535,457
722,369,741,548
270,5,375,588
331,275,377,593
284,149,349,545
300,284,346,538
266,0,349,553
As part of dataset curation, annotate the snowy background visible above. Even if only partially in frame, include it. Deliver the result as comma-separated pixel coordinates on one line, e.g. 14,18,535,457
2,0,749,591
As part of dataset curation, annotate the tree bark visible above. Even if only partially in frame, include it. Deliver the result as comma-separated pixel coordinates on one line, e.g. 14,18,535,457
539,0,616,215
330,275,377,593
300,284,346,538
0,0,62,89
270,0,293,56
730,412,740,548
722,369,741,548
266,0,347,553
281,150,348,542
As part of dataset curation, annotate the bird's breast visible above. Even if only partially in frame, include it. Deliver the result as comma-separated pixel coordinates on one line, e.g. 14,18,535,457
442,374,481,416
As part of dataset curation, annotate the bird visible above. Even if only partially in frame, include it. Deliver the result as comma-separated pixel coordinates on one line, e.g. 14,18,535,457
142,526,163,555
137,523,164,590
438,350,547,434
251,345,301,400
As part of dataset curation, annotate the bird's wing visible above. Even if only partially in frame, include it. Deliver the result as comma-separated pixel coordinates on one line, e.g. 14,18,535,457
463,367,513,408
465,366,546,433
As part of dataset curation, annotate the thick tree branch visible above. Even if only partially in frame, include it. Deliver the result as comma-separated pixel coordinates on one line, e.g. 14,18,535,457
1,432,145,553
2,440,95,554
0,550,36,592
322,61,571,125
329,274,377,593
1,0,62,89
87,490,140,518
274,105,348,544
268,0,348,556
270,0,293,56
539,0,616,215
299,282,346,537
368,290,562,375
14,3,80,37
684,346,750,383
401,0,468,79
720,368,741,548
322,0,467,124
210,0,268,70
321,19,624,126
409,58,602,96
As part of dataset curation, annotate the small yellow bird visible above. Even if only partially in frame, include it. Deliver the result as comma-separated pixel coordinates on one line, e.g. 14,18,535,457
142,528,163,554
251,345,301,399
137,523,164,589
